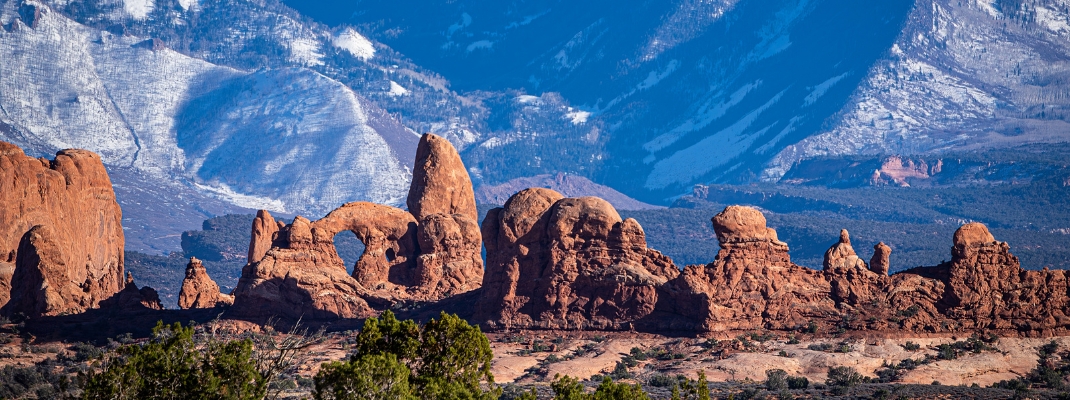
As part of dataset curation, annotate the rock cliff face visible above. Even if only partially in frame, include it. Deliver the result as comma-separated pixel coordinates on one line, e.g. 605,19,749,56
231,133,483,319
178,257,234,309
478,189,678,330
0,142,125,317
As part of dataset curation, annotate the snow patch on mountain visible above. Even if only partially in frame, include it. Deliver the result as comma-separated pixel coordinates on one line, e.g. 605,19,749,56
804,73,848,106
333,27,375,60
123,0,153,20
290,38,324,66
388,81,409,96
645,81,761,153
566,109,590,125
646,90,785,189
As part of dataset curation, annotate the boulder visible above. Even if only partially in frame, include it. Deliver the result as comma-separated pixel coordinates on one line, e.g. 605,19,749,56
178,257,234,309
407,133,477,222
0,143,125,317
478,191,677,330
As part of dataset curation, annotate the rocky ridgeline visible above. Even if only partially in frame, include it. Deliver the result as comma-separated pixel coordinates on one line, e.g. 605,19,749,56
0,141,157,317
2,139,1068,337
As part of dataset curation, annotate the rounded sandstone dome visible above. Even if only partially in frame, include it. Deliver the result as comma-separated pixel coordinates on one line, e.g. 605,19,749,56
712,205,776,243
953,222,995,248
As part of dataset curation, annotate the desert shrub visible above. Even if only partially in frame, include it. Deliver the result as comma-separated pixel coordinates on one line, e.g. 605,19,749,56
82,321,265,400
901,341,921,351
825,366,864,395
765,369,788,391
0,358,76,399
500,383,538,400
786,375,809,389
807,343,833,352
671,371,710,400
647,373,676,387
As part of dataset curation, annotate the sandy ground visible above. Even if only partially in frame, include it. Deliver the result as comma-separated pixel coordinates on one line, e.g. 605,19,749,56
485,333,1070,387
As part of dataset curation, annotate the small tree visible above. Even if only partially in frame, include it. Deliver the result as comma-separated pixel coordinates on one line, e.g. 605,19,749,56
671,371,710,400
551,374,588,400
315,311,499,400
590,376,649,400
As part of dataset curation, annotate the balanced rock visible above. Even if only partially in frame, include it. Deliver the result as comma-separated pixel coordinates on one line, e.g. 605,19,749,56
407,133,477,221
870,242,891,275
0,143,125,317
178,257,234,309
667,206,836,331
478,190,677,330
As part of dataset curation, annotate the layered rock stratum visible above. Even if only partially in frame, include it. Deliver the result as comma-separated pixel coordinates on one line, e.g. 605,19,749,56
0,141,125,317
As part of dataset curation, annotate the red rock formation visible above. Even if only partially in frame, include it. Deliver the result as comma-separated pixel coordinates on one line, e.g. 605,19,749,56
248,210,279,265
407,133,477,222
103,272,164,311
665,206,837,331
0,142,125,317
178,257,234,309
413,213,483,299
230,216,380,320
870,242,891,275
478,189,677,330
939,223,1070,332
313,202,417,293
823,229,867,271
232,133,487,319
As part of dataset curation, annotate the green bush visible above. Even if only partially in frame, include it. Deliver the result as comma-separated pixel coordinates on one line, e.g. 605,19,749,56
786,375,809,389
314,353,414,400
314,311,499,400
82,321,265,400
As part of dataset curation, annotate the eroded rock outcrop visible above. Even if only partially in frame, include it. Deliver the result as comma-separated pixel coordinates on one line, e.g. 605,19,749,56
178,257,234,309
478,189,678,330
823,229,867,271
103,272,164,311
663,206,837,331
230,216,380,319
870,242,891,275
407,133,477,222
231,133,483,319
0,143,125,317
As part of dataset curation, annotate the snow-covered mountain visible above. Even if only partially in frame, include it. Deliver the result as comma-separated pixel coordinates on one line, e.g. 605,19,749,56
0,0,422,218
5,0,1070,256
310,0,1070,203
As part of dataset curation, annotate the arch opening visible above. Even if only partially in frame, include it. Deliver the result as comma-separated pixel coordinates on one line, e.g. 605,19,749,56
333,231,366,275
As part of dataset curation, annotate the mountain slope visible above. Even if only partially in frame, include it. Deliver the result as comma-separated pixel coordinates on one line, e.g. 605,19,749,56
0,0,417,217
